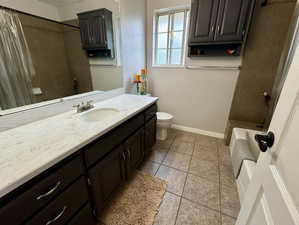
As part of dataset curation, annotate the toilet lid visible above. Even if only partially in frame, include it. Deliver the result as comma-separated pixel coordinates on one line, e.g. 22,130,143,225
157,112,173,120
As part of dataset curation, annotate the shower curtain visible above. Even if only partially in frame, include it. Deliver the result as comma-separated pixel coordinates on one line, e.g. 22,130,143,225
0,9,35,110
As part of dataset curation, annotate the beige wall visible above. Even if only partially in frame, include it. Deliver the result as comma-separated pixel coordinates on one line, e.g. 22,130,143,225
57,0,123,91
20,14,75,103
120,0,147,93
0,0,60,20
63,20,93,94
147,0,241,135
229,1,296,125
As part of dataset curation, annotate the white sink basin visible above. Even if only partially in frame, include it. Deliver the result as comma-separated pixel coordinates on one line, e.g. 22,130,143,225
81,108,121,122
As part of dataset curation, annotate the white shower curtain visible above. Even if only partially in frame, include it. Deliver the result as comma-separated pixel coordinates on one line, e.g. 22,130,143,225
0,9,35,110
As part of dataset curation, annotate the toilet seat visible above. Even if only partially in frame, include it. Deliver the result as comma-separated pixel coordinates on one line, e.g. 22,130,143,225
157,112,173,121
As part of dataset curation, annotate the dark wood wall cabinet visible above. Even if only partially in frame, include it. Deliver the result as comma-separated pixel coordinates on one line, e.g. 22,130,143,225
78,8,114,58
188,0,255,56
0,103,157,225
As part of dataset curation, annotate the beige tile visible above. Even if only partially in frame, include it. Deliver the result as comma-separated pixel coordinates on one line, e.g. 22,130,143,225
156,165,187,196
221,184,240,218
189,157,219,182
153,192,180,225
153,147,170,152
166,130,177,141
193,143,218,162
196,134,218,148
175,131,197,143
183,174,220,211
176,198,220,225
154,139,174,149
149,150,167,163
140,161,160,176
221,214,236,225
170,141,194,155
218,141,232,166
163,152,191,172
220,163,236,189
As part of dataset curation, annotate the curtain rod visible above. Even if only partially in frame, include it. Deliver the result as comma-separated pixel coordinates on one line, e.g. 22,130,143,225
0,5,80,29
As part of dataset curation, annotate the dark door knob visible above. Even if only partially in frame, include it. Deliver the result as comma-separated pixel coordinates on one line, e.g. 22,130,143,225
255,132,275,152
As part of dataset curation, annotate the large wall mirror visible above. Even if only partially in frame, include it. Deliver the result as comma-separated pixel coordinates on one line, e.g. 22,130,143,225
0,0,123,114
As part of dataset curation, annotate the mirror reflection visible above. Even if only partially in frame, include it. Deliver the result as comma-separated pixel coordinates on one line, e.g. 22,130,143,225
0,0,123,112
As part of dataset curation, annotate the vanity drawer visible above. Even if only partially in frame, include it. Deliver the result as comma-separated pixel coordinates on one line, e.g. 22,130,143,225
0,156,84,225
145,104,157,121
26,177,88,225
85,112,144,167
67,203,96,225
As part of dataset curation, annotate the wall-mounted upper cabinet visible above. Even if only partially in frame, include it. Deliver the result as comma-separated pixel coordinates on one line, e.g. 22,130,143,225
189,0,220,44
188,0,255,46
215,0,251,42
78,9,114,58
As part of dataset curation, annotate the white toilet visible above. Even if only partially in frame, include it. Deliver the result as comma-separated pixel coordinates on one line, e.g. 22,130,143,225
156,112,174,141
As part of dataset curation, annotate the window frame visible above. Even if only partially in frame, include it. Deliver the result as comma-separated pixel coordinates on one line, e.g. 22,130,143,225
153,8,189,67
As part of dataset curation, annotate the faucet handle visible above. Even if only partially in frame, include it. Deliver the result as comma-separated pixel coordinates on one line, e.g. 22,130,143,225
73,103,80,108
87,100,94,107
73,104,80,112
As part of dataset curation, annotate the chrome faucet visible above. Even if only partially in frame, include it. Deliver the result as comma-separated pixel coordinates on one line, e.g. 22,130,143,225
73,101,94,113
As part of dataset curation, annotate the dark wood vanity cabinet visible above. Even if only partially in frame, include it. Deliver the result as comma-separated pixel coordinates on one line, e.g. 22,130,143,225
189,0,254,45
84,103,157,217
124,128,145,176
78,8,114,57
145,116,157,156
0,103,157,224
88,145,126,212
0,155,94,225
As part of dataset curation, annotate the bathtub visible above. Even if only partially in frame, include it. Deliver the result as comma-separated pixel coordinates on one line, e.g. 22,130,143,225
230,128,263,203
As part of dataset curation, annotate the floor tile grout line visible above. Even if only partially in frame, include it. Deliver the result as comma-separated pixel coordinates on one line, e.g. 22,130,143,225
174,140,194,225
171,131,192,225
181,196,222,214
173,195,183,225
154,132,177,177
221,211,238,220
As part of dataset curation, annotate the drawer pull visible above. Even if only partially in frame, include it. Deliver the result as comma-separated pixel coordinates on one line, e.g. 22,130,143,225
36,181,61,200
45,206,67,225
122,152,126,161
127,149,131,160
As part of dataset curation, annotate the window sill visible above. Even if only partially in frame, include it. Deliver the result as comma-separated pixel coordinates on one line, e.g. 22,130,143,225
151,65,185,69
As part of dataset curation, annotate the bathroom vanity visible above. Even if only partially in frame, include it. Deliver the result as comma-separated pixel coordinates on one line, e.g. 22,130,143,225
0,95,158,225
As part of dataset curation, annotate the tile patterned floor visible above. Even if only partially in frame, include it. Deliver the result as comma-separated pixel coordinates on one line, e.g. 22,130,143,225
139,129,240,225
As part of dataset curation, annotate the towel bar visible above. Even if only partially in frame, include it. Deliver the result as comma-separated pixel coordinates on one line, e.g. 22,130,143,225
185,65,241,70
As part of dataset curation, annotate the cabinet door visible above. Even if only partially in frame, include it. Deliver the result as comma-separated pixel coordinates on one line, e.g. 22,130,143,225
90,14,107,49
125,128,145,176
145,116,157,156
78,11,107,50
79,17,92,49
189,0,220,44
88,145,125,215
214,0,251,42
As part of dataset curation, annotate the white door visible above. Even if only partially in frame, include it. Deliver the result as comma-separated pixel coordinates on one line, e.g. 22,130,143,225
236,13,299,225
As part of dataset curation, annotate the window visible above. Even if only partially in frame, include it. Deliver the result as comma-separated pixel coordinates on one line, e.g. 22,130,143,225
154,9,189,66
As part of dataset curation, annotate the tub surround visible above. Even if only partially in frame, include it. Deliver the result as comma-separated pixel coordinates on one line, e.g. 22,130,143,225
0,94,158,199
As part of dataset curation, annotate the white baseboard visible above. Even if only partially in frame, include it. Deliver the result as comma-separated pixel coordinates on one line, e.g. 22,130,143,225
171,124,224,139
